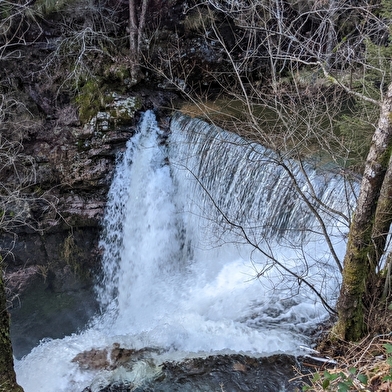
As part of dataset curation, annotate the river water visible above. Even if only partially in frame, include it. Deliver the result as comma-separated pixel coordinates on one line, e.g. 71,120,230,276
14,111,355,391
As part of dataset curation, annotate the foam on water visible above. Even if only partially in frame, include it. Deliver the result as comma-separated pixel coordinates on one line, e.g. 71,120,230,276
15,111,355,391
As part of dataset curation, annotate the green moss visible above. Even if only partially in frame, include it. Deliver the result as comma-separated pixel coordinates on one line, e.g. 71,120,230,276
74,79,112,124
379,141,392,170
0,2,12,19
332,232,371,341
33,0,75,15
184,8,215,32
342,253,368,297
61,233,81,275
104,62,131,86
0,264,23,391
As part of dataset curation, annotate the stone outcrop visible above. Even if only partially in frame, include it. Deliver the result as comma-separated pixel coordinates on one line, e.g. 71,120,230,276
73,347,303,392
72,343,160,371
1,100,137,292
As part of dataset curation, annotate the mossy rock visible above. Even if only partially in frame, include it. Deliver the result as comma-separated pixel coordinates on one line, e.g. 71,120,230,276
33,0,77,15
108,95,142,125
75,77,142,127
104,59,133,87
74,79,112,124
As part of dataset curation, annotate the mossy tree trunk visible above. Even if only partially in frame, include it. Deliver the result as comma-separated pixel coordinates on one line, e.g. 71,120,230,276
371,153,392,268
333,83,392,341
0,269,23,392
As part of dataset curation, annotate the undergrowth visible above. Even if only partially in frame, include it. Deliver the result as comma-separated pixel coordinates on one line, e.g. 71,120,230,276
297,334,392,391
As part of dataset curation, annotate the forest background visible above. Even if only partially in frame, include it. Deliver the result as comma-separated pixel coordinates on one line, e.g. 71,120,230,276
1,0,392,390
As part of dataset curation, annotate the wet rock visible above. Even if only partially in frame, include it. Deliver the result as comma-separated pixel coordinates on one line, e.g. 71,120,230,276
4,266,40,298
79,352,303,392
72,344,159,371
73,347,111,370
154,354,302,392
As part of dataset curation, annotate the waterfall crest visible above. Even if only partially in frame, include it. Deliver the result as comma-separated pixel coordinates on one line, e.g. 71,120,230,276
169,113,354,244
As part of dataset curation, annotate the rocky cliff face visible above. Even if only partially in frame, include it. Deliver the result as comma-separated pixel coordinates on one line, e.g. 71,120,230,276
0,84,149,355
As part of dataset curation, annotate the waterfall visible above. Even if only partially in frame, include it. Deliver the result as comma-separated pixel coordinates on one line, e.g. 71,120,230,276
168,113,354,303
97,110,187,335
15,111,356,392
169,113,352,241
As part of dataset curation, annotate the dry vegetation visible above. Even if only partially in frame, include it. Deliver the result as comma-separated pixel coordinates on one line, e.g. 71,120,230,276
295,304,392,391
297,335,392,391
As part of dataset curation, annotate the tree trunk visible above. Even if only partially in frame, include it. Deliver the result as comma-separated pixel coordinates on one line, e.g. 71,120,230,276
128,0,148,85
332,82,392,341
128,0,138,55
324,0,337,70
137,0,148,54
371,151,392,267
0,269,24,392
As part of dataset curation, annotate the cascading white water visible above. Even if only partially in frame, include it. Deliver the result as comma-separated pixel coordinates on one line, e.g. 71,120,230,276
168,113,354,308
15,111,356,391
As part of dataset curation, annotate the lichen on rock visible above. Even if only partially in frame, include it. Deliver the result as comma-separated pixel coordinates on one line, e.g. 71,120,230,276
108,94,142,125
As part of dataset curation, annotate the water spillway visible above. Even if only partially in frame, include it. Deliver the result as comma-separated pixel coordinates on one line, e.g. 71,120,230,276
15,111,355,391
